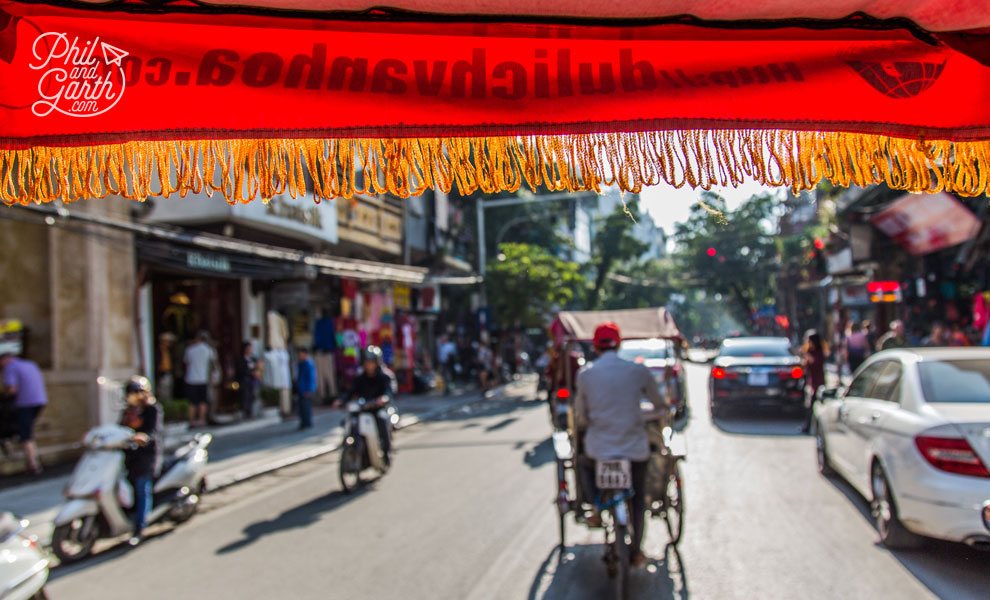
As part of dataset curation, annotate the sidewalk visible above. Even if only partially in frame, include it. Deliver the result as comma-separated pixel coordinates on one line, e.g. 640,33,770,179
1,384,489,544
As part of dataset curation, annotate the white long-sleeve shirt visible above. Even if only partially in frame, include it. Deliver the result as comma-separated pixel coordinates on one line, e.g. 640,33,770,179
574,350,667,462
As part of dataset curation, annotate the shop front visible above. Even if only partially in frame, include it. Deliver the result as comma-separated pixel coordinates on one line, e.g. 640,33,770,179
137,238,302,419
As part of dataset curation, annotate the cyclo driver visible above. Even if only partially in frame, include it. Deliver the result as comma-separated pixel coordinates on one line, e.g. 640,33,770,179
574,322,667,567
341,346,395,465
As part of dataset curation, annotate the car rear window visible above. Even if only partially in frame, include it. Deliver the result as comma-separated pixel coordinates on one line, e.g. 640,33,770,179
919,359,990,403
617,341,669,361
719,341,792,358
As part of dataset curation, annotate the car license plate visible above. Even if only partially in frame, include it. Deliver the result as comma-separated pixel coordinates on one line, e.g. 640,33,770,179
748,371,770,386
596,459,632,490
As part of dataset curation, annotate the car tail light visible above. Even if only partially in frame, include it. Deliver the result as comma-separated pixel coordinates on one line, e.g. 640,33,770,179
791,367,804,379
556,388,570,400
712,367,726,379
915,436,990,478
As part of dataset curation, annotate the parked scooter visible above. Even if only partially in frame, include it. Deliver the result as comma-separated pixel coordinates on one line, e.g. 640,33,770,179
338,397,397,493
51,424,211,562
0,512,48,599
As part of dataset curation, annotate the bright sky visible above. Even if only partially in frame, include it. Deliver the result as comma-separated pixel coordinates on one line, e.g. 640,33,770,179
639,181,782,236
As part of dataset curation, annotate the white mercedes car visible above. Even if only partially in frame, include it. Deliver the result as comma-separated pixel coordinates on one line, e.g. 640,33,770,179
814,347,990,549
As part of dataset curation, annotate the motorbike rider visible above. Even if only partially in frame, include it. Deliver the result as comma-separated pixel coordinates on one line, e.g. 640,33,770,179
341,346,395,465
574,322,667,568
119,376,163,546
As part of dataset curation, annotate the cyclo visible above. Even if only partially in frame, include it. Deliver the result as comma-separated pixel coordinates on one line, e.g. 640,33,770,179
548,308,686,600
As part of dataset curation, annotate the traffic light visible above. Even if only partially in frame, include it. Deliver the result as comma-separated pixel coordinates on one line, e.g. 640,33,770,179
707,247,717,257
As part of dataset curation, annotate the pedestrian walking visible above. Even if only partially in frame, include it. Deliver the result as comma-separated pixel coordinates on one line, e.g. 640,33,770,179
477,342,494,391
876,320,907,351
843,321,870,374
235,342,260,419
800,330,827,433
862,320,878,354
922,323,948,346
438,335,457,395
184,330,218,428
1,352,47,474
295,348,316,430
948,323,972,347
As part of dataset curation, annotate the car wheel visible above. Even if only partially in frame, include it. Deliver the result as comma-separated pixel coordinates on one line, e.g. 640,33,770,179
814,422,836,477
870,462,921,549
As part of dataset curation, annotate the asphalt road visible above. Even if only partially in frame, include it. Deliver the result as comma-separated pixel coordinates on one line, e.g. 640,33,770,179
47,366,990,599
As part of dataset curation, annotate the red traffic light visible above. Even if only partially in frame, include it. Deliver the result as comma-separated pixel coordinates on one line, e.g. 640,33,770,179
813,238,825,250
707,247,717,257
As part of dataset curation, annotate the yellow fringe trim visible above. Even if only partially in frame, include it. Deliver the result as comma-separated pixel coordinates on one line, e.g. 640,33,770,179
1,131,988,205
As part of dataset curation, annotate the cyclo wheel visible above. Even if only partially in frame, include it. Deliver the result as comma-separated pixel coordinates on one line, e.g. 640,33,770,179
664,460,684,545
555,459,568,553
611,522,631,600
339,440,363,493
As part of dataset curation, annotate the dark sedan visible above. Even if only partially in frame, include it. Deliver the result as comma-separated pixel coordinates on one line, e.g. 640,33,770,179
709,337,805,418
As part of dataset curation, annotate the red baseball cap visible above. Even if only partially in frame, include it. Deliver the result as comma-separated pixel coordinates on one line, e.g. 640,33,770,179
593,322,621,350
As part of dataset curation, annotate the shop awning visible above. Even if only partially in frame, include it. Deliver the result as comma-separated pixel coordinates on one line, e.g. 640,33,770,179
1,1,988,204
11,204,433,284
551,307,683,342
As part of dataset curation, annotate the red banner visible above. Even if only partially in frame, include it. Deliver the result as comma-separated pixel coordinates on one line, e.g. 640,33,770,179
2,1,989,146
0,1,988,202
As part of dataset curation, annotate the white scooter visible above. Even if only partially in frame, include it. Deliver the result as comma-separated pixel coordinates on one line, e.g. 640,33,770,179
51,424,211,562
0,513,48,600
338,397,397,493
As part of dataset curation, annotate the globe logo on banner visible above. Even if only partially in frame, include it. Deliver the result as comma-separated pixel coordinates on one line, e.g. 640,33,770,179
845,60,946,99
27,31,127,117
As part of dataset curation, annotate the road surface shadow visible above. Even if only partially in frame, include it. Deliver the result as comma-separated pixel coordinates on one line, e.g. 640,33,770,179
524,438,554,469
711,414,806,437
48,526,178,580
397,439,545,452
214,487,370,555
528,542,688,599
486,417,519,432
825,474,990,599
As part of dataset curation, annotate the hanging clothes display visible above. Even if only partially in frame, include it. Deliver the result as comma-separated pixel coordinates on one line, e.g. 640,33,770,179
267,311,289,350
313,314,338,400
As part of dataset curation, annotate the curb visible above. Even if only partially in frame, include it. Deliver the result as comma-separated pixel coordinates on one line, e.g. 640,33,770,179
205,389,488,493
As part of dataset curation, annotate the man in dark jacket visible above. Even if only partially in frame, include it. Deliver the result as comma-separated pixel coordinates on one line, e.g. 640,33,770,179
342,346,395,463
119,376,163,546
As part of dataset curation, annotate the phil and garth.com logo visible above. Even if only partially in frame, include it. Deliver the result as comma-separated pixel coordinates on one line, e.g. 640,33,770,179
28,32,128,118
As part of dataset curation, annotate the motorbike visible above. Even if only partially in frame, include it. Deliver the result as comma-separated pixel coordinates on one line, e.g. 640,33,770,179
51,424,212,562
338,397,397,493
0,512,48,600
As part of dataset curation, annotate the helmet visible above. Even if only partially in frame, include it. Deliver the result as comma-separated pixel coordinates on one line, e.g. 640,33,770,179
361,345,383,365
124,375,152,395
593,322,621,350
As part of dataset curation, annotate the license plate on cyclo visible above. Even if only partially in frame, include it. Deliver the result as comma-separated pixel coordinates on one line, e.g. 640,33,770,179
596,459,632,490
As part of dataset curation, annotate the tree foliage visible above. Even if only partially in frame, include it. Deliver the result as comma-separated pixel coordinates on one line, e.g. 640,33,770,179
487,243,585,329
598,259,673,310
673,192,782,325
588,196,649,307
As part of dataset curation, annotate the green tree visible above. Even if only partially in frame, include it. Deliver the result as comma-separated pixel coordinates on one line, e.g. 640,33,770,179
588,196,649,307
673,192,782,326
599,258,674,310
487,243,585,328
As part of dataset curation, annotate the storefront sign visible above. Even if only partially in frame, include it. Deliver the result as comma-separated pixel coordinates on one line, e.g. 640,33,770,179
187,251,231,273
840,284,872,307
141,192,338,245
872,192,980,256
826,248,853,274
235,195,338,244
0,319,24,356
393,284,412,310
